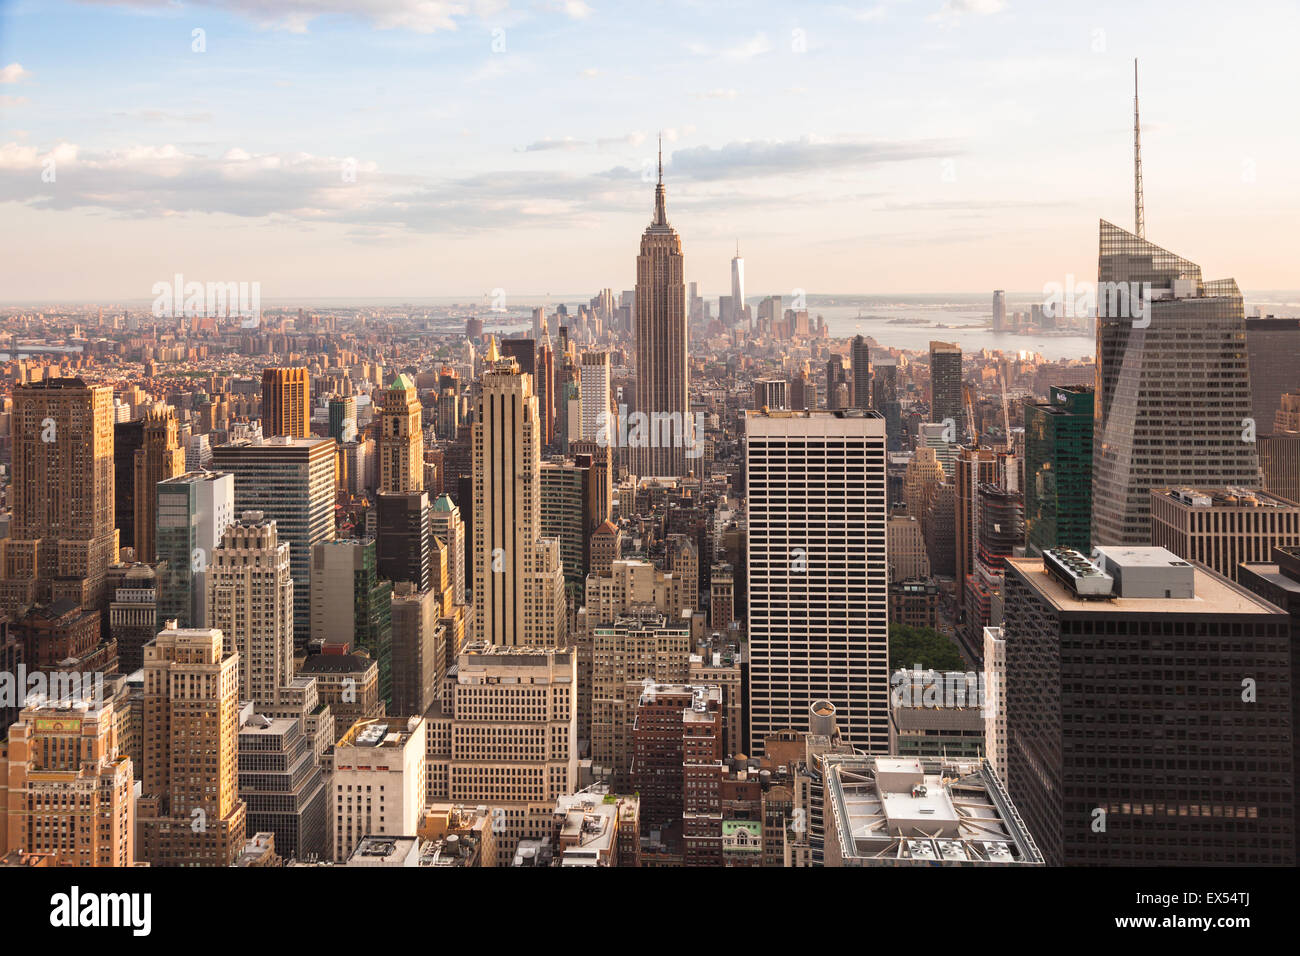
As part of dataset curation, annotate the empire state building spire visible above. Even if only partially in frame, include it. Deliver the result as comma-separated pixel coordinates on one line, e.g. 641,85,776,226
653,133,668,226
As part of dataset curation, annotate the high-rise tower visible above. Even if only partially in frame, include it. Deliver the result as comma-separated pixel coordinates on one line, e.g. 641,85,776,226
380,374,424,493
730,242,746,327
632,138,691,478
472,357,566,647
261,367,311,438
1091,222,1262,545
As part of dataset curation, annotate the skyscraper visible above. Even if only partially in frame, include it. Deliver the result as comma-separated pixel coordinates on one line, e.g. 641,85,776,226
928,341,963,437
379,374,424,493
473,357,566,647
1092,221,1262,545
1004,547,1294,865
137,625,247,867
207,512,295,708
211,436,337,647
850,335,872,410
133,406,186,562
328,395,357,444
578,350,612,441
745,409,889,755
311,537,393,705
730,243,745,327
261,367,311,438
632,141,690,478
1023,385,1094,555
155,470,236,629
2,378,117,612
992,289,1007,332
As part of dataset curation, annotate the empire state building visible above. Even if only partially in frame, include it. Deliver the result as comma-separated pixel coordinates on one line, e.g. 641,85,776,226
632,141,691,477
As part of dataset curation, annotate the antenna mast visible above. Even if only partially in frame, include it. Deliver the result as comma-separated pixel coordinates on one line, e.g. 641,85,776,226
1133,58,1145,239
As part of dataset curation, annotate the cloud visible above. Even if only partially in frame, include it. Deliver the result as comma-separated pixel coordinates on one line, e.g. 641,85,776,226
0,63,31,83
546,0,593,19
73,0,549,34
685,32,773,61
931,0,1007,26
0,135,956,235
691,88,738,100
522,137,585,151
0,96,30,108
668,137,957,181
114,109,215,123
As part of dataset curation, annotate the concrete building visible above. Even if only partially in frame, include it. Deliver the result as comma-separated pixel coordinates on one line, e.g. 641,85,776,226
823,755,1042,866
261,367,310,438
310,537,393,706
207,512,295,708
424,641,577,866
155,470,235,630
211,436,337,648
133,407,186,562
389,582,445,719
888,669,985,759
332,715,428,862
887,515,930,582
473,354,567,647
745,409,889,755
591,607,692,785
1149,486,1300,582
379,374,423,494
982,626,1007,785
0,695,135,867
1092,222,1262,545
137,626,247,867
238,710,327,861
2,379,118,615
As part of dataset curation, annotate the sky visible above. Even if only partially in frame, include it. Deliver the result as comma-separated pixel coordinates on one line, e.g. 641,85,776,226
0,0,1297,303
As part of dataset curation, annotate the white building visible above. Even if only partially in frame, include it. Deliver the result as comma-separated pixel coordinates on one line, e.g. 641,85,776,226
332,716,428,862
745,409,890,755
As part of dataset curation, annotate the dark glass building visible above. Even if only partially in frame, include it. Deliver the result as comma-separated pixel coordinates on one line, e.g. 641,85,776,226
1004,547,1295,866
1023,384,1094,555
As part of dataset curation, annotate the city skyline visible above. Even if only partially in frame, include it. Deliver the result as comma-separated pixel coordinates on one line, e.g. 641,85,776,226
2,2,1298,302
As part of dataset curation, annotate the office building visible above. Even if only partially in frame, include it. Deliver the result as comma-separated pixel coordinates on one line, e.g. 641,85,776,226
1092,222,1262,545
744,409,889,755
928,342,963,437
310,537,393,706
137,626,247,867
208,513,295,708
0,695,135,867
822,755,1042,866
1023,385,1094,555
2,379,117,613
632,145,690,478
578,351,612,441
155,470,235,630
389,582,445,719
238,710,327,862
591,607,692,786
379,374,423,494
1004,547,1294,865
261,367,310,438
425,642,578,866
211,436,337,647
332,716,428,862
472,355,566,647
850,335,872,410
133,407,186,562
1150,486,1300,582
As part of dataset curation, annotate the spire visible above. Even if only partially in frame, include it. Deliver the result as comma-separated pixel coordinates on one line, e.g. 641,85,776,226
1133,58,1145,239
652,132,668,226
